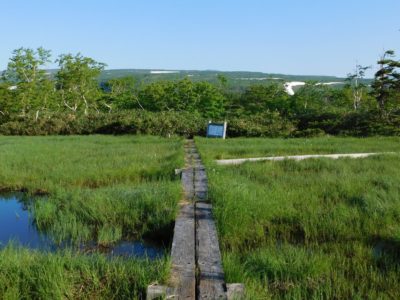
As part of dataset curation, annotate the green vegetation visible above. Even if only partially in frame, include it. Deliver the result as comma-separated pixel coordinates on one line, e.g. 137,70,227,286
96,69,354,88
196,136,400,160
0,245,169,299
197,137,400,299
0,135,183,244
1,47,399,137
0,135,183,298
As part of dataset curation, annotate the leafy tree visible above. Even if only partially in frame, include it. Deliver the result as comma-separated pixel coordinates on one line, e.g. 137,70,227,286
237,83,289,115
346,64,370,110
102,76,142,111
216,74,228,91
0,83,13,116
291,82,350,114
2,47,55,117
173,78,198,111
371,50,400,114
0,46,399,137
193,81,226,119
138,81,175,111
56,53,106,115
138,78,226,118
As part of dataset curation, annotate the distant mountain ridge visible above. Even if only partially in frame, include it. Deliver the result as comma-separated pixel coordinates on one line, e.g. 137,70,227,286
97,69,374,94
2,68,372,94
98,68,352,83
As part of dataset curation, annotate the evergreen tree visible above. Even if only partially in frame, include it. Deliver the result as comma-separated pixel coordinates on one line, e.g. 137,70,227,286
372,50,400,114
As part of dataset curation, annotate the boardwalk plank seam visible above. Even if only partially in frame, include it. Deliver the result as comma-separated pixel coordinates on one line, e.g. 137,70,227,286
150,140,244,300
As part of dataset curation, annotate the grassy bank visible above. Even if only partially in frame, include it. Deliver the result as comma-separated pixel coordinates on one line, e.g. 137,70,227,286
0,135,183,298
197,137,400,299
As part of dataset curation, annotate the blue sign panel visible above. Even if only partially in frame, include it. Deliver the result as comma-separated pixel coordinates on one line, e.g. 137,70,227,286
207,122,227,138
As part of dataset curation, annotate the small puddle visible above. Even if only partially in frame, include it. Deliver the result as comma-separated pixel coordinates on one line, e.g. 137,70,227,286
0,193,164,259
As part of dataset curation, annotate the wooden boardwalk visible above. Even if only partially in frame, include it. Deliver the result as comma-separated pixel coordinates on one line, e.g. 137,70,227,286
216,152,391,166
196,202,226,299
169,142,197,298
147,140,243,299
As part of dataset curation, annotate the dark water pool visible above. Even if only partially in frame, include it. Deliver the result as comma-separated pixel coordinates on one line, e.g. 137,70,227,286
0,193,164,259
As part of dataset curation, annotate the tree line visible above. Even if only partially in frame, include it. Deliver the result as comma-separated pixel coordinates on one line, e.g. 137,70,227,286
0,47,399,137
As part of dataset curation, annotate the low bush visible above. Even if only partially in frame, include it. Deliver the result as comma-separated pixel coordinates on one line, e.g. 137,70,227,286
295,110,400,137
228,112,296,137
0,109,399,137
0,111,206,137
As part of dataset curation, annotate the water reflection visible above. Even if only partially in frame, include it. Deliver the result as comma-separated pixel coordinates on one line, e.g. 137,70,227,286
0,193,164,259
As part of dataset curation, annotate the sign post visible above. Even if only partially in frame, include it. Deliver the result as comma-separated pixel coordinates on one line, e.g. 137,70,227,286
206,121,227,139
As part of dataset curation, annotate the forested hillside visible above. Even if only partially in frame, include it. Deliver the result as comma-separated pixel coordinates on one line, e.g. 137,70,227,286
0,47,399,137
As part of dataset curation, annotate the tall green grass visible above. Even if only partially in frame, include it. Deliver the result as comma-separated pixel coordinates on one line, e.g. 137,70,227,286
0,245,169,300
0,135,183,245
0,135,184,192
197,137,400,299
196,136,400,161
32,182,180,245
0,135,183,298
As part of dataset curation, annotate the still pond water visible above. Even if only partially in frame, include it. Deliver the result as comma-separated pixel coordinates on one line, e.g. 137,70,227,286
0,193,164,259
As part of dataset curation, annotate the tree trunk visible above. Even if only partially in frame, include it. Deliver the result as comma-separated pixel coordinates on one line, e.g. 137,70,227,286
82,95,89,115
103,102,112,113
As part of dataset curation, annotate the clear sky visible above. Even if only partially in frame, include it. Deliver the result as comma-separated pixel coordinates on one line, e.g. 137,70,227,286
1,0,399,77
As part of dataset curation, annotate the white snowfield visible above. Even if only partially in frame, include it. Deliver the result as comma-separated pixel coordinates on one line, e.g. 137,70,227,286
284,81,344,95
150,70,180,74
319,82,343,86
284,81,306,95
239,77,283,81
216,152,394,166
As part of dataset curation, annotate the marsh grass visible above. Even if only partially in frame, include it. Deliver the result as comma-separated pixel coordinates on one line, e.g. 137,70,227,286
0,135,183,298
0,245,169,300
0,135,183,245
0,135,184,192
32,182,181,245
197,137,400,299
196,136,400,161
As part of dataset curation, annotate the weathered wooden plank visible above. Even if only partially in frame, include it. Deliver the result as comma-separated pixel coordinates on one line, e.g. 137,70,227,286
167,141,197,299
215,152,392,165
194,167,208,202
196,202,227,299
162,139,243,300
170,203,196,299
226,284,245,300
182,167,194,200
194,178,207,188
192,153,201,159
146,284,167,300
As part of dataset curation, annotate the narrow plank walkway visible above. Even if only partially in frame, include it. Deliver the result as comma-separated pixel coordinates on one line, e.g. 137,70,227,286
169,142,197,298
190,140,227,299
148,140,243,300
216,152,391,165
196,202,226,299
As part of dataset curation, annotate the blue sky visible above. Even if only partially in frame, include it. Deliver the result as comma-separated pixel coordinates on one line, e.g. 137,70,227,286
1,0,399,77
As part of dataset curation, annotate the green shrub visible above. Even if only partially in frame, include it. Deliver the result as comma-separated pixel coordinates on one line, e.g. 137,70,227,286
228,112,295,137
0,109,399,137
0,111,207,137
292,128,326,138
